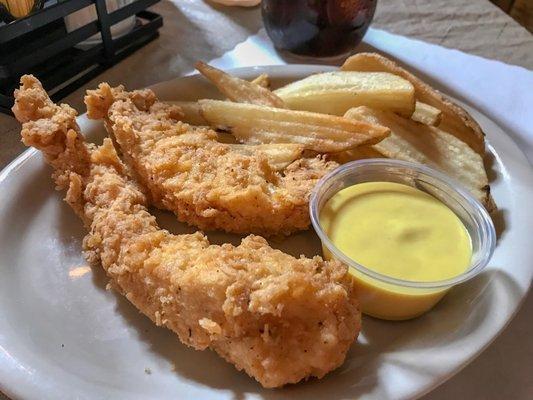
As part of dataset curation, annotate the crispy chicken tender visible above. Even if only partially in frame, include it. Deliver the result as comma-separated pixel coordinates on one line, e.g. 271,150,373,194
13,76,361,388
84,84,338,236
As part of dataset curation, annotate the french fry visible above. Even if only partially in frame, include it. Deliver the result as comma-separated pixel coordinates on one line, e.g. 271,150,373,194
228,143,304,171
251,73,270,88
341,53,486,155
195,61,285,108
199,99,390,153
342,106,492,209
169,101,207,125
330,145,383,164
411,101,442,126
274,71,415,117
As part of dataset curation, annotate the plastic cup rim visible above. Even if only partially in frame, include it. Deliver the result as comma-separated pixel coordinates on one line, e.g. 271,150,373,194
309,159,496,290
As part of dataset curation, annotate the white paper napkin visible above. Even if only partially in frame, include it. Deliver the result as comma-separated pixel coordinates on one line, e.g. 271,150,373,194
205,28,533,163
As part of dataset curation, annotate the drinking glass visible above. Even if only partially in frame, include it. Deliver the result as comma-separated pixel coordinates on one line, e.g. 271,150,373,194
262,0,377,58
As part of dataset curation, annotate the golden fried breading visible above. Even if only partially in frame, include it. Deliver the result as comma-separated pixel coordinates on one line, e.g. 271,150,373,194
14,75,361,388
84,84,338,236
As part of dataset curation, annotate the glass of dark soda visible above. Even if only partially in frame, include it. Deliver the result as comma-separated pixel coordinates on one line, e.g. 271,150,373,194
262,0,377,58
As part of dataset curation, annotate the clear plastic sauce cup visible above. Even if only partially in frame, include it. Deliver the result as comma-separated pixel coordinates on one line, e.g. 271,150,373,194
310,159,496,320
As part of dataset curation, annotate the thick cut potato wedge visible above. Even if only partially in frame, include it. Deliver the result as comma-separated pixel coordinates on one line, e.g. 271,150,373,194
169,101,207,126
199,100,390,153
228,143,304,171
342,106,493,210
342,53,485,155
274,71,415,117
412,101,442,126
195,61,285,108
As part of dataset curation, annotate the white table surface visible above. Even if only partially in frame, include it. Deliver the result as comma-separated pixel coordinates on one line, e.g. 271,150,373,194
0,1,531,399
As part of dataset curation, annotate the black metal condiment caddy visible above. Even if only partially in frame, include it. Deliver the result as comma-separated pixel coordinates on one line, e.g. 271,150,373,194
0,0,162,114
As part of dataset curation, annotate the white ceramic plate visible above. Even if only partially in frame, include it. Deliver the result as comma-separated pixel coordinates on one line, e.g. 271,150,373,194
0,66,532,400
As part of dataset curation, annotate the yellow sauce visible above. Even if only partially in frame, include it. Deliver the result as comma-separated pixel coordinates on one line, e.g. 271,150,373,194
319,182,472,320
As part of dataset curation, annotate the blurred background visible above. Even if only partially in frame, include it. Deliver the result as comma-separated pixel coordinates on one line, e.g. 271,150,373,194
491,0,532,32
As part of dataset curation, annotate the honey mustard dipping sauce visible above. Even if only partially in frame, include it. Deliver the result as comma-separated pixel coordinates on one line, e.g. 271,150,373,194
319,181,472,320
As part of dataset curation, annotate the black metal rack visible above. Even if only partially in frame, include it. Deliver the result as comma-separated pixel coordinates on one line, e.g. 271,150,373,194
0,0,162,114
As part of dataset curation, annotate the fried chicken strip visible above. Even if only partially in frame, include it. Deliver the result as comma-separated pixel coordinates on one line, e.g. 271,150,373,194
13,76,361,388
84,84,338,236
